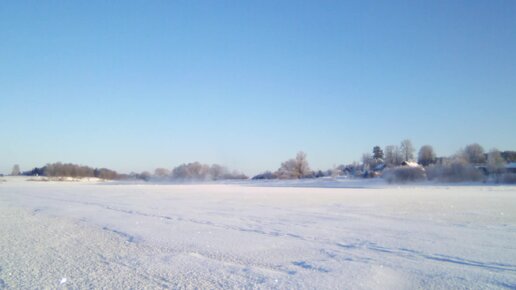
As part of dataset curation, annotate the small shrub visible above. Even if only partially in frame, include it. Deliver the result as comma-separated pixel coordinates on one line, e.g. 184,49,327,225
501,173,516,184
383,166,427,183
426,160,484,182
252,171,277,180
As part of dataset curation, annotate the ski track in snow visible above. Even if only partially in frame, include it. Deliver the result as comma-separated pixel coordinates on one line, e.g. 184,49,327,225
1,177,516,289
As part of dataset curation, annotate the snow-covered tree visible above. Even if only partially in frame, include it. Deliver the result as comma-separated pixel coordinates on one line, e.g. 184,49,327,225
362,153,376,170
418,145,436,166
172,162,210,180
277,151,312,179
154,168,171,177
487,148,506,174
11,164,20,176
462,143,486,164
171,162,247,180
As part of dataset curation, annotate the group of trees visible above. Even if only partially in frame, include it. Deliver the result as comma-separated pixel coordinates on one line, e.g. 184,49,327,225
10,161,248,182
363,140,502,169
364,140,418,167
251,142,515,183
165,162,248,181
20,163,119,180
365,140,515,183
6,140,515,184
361,140,419,169
128,163,248,182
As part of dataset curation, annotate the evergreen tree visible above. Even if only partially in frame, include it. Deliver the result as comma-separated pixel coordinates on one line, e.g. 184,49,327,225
373,146,384,160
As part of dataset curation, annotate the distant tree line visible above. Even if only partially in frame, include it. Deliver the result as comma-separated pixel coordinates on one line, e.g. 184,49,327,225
166,162,248,181
14,161,247,182
126,162,248,181
7,141,516,184
21,163,119,180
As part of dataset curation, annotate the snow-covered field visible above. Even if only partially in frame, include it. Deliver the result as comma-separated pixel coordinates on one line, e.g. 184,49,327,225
1,177,515,289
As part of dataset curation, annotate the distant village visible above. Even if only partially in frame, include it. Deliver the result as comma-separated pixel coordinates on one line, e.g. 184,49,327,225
252,141,516,183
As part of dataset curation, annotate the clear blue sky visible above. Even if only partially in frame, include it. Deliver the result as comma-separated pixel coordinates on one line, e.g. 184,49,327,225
1,1,515,175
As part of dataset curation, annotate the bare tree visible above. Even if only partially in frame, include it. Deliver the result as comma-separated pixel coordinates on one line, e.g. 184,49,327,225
384,145,402,167
11,164,20,176
400,139,415,162
384,146,395,166
418,145,436,166
462,143,486,164
361,153,375,170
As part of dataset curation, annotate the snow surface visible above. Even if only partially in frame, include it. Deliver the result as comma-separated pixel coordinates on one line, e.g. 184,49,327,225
1,177,516,289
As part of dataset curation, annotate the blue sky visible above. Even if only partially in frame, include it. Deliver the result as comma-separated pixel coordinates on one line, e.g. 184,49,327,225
1,1,515,175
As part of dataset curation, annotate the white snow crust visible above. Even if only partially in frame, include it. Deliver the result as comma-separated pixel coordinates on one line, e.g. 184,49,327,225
0,177,515,289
